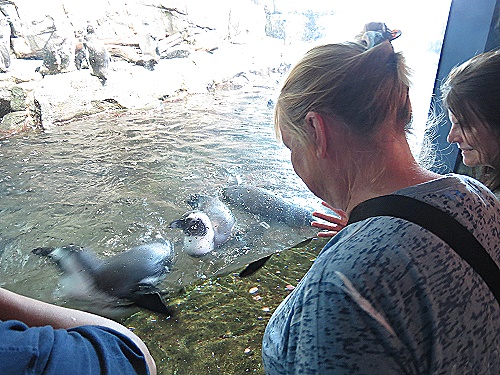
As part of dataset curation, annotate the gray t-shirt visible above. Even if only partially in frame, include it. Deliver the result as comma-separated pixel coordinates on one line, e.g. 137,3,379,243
262,174,500,375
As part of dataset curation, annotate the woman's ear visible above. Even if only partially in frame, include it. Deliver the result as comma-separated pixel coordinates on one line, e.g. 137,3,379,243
305,111,328,158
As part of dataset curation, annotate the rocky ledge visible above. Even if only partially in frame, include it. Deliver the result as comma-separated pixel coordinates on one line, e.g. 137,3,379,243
0,0,332,138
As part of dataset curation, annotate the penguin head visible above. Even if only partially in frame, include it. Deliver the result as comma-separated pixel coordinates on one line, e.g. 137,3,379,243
169,211,215,257
32,244,84,264
86,23,95,35
169,211,211,236
32,244,103,280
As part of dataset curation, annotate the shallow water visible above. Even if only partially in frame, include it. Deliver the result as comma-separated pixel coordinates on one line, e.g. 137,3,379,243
122,238,327,374
0,84,320,306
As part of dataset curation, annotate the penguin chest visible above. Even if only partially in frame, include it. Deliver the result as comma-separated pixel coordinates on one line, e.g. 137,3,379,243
183,233,215,257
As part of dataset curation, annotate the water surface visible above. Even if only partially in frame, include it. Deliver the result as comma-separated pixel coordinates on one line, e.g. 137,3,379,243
0,85,320,305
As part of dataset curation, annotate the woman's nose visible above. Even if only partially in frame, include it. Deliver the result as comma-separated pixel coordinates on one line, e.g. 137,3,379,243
447,121,463,144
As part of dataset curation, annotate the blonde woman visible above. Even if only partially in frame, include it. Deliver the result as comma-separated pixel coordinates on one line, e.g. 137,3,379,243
262,23,500,374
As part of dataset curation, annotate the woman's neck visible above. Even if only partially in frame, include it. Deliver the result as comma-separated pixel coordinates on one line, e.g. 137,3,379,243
328,135,441,215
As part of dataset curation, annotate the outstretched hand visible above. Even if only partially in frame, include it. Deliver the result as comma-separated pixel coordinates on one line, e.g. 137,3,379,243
312,201,348,238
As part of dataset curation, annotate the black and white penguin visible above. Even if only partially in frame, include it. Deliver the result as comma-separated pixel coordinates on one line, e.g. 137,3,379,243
169,194,236,257
32,241,174,319
74,29,89,70
83,24,110,85
36,23,75,76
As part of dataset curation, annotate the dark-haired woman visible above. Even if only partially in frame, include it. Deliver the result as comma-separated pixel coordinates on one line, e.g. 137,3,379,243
442,48,500,198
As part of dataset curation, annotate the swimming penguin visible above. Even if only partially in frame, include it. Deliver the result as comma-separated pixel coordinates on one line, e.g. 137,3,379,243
83,24,110,85
32,241,174,319
221,185,313,227
169,210,217,257
169,194,235,257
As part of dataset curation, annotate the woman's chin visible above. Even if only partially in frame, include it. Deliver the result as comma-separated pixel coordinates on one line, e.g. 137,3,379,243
461,150,481,167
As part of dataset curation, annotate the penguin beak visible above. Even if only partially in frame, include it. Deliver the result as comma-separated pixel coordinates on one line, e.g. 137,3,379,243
32,247,55,256
168,218,185,230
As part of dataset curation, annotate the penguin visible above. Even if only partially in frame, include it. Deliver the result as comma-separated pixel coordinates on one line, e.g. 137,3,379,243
221,185,313,227
36,27,75,76
169,194,236,257
139,32,160,71
83,24,110,85
0,16,11,73
32,241,174,319
74,29,89,70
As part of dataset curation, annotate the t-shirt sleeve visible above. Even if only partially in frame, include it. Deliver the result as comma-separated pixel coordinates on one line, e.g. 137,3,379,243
0,320,149,375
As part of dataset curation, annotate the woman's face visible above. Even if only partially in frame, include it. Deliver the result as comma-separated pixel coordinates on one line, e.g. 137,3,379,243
280,124,322,197
447,111,498,168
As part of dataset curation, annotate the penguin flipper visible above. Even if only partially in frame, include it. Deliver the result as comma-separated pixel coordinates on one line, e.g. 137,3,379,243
238,237,314,277
239,254,272,277
132,292,174,316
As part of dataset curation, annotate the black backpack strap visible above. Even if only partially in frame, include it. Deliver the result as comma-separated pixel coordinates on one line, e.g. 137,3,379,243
348,194,500,305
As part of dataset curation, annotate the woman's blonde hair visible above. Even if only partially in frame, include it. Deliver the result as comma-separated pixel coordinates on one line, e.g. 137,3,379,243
275,39,412,144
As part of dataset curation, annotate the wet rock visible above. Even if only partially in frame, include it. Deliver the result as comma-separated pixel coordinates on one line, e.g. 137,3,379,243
10,84,35,111
0,110,35,133
0,82,42,135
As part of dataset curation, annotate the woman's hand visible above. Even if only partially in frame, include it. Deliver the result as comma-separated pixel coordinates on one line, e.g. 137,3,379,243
312,201,348,238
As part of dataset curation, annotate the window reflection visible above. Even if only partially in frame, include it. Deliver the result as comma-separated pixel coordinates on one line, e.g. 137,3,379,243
0,1,452,374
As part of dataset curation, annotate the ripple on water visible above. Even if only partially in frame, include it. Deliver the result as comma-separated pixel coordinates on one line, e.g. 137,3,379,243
0,87,320,300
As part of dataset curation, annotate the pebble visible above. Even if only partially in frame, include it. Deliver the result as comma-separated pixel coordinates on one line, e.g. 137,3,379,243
248,286,259,294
